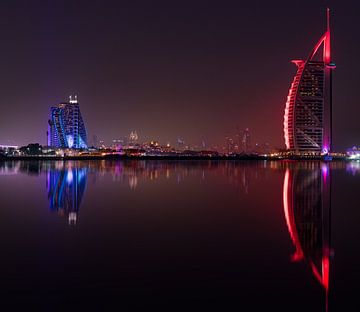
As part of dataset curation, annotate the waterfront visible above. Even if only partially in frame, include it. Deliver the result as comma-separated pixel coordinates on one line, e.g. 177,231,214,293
0,160,360,311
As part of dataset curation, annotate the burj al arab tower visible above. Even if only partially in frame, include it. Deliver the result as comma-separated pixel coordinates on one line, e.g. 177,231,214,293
284,9,336,154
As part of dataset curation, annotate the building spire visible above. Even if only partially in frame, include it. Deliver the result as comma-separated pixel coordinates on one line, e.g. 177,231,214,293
324,8,331,64
307,9,332,63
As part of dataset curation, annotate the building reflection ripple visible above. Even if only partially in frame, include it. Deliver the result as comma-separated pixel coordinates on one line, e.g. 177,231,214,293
283,162,331,311
46,163,87,225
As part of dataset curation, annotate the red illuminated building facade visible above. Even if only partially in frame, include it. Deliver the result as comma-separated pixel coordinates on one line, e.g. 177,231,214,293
284,9,335,154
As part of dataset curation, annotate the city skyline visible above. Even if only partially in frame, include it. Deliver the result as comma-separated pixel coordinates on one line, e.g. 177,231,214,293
1,1,360,150
2,3,360,310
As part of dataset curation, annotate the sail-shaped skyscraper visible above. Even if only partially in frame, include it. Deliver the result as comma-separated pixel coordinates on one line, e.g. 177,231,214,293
284,9,335,154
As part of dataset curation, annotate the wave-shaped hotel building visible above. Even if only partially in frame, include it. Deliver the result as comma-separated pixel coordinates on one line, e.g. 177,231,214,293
48,95,88,149
284,9,336,155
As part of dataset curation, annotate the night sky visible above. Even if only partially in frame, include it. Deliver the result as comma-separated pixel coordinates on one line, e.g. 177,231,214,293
0,0,359,150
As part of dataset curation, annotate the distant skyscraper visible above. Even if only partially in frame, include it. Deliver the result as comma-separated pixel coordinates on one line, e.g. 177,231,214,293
242,128,251,153
283,9,335,154
225,135,234,154
129,130,138,144
48,95,88,148
92,134,98,148
177,138,185,150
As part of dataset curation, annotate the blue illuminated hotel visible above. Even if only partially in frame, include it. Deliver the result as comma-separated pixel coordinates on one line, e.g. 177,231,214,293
48,95,88,148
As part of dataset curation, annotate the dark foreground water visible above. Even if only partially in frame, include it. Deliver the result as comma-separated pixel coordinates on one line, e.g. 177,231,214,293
0,160,359,311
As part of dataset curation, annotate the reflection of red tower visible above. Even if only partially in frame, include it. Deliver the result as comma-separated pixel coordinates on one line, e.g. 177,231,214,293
283,163,331,308
284,9,335,153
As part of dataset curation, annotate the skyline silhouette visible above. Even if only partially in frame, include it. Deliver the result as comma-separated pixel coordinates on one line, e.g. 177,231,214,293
1,1,359,150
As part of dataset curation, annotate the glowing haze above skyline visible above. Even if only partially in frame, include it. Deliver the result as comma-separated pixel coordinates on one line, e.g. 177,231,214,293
0,0,359,150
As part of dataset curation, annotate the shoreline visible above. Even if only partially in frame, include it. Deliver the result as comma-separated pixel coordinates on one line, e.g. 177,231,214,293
0,154,349,161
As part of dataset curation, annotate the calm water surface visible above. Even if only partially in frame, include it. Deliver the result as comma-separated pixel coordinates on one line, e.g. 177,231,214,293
0,160,359,311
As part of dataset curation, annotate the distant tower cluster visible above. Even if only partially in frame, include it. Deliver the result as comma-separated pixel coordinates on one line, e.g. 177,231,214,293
225,128,251,154
48,95,88,148
226,135,234,154
129,131,138,143
177,138,185,150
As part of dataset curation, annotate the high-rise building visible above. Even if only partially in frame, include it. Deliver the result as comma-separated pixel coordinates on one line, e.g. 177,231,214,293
129,130,138,144
283,9,335,154
48,95,88,148
242,128,251,153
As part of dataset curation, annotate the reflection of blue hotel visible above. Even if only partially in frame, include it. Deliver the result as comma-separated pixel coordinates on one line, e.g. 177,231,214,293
47,167,87,225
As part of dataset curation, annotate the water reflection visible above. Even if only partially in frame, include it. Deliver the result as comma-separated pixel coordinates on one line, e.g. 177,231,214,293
283,162,331,310
1,159,359,309
46,164,87,225
0,159,272,192
346,160,360,176
1,160,272,225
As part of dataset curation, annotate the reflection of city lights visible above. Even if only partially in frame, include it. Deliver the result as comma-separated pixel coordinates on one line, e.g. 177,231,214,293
321,164,328,182
67,169,73,184
129,176,138,190
346,161,360,176
68,212,77,225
